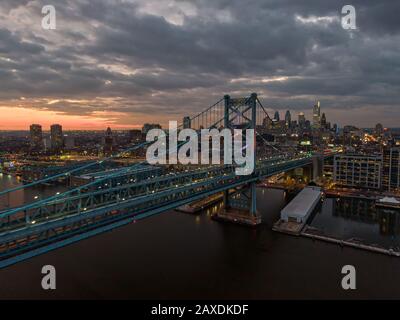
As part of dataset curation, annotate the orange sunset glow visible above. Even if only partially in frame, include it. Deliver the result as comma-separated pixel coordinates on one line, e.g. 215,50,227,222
0,105,176,131
0,106,122,130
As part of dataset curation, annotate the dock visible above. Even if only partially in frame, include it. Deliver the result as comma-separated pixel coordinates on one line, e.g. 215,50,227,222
212,208,261,226
273,186,322,235
302,225,400,257
272,219,303,235
176,193,223,213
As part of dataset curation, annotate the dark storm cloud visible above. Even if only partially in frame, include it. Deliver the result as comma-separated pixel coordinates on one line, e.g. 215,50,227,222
0,28,44,55
0,0,399,126
0,0,32,12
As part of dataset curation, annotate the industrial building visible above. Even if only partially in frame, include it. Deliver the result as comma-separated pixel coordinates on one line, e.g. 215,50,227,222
280,186,322,223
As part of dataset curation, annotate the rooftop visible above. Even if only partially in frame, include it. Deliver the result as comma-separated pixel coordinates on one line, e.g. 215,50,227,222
281,186,322,218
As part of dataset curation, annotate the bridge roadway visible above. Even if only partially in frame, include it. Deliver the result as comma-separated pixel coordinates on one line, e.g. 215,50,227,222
0,154,318,267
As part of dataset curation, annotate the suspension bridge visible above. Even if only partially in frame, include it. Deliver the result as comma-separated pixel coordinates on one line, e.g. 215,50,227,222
0,93,335,268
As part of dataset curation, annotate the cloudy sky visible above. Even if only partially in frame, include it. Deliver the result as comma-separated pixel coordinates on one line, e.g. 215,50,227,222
0,0,399,129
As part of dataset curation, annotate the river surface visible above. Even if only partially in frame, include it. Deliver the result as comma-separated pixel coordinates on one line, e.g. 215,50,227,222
1,174,400,299
310,197,400,250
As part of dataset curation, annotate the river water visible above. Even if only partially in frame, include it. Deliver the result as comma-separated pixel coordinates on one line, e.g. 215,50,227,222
310,197,400,250
1,175,400,299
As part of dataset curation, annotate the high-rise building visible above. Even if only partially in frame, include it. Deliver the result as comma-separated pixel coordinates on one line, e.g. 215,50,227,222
321,113,327,128
375,123,384,137
30,124,43,151
313,101,321,129
382,147,400,193
332,123,338,134
103,127,114,155
298,112,306,128
326,122,331,130
183,116,191,129
333,154,382,189
285,110,291,128
274,111,280,121
50,124,63,152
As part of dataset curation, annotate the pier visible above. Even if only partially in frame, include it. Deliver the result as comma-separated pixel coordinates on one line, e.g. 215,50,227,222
302,225,400,257
176,193,223,213
212,208,261,226
273,186,322,235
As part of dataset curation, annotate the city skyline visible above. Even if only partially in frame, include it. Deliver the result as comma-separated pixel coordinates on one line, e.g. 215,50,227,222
0,103,393,131
0,0,399,130
0,97,390,131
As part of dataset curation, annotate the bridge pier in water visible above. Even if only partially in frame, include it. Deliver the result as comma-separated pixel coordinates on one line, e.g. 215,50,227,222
213,93,262,226
216,183,261,226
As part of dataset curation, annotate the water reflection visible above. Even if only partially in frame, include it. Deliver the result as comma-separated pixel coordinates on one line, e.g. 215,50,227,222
0,175,67,211
333,197,400,236
311,197,400,249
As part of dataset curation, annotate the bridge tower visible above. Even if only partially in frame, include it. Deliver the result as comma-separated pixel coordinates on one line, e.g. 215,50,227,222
217,93,262,226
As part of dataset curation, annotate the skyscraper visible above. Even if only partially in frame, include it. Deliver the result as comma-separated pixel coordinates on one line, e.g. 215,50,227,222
332,123,338,134
50,124,63,152
298,112,306,128
30,124,43,151
104,127,114,155
321,113,327,128
274,111,280,121
313,101,321,129
285,110,291,128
